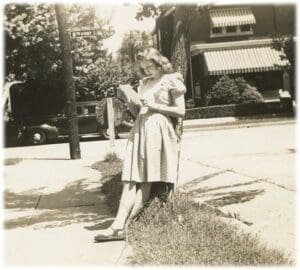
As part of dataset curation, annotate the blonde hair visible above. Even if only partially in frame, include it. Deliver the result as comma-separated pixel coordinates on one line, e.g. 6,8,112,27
136,47,174,76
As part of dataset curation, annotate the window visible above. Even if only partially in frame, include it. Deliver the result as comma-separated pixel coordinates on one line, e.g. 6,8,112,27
212,27,222,34
241,24,251,32
226,26,237,33
210,25,253,37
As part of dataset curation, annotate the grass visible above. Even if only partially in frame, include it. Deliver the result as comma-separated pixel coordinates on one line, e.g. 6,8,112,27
91,157,293,266
127,192,293,266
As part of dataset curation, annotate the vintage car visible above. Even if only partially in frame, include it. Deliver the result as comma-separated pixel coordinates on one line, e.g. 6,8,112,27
19,100,134,145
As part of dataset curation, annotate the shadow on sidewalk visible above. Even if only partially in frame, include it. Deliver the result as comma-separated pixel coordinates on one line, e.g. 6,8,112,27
206,189,265,207
180,172,265,208
4,172,122,230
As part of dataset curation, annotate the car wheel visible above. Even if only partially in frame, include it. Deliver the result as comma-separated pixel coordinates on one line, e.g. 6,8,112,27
100,127,119,140
28,130,47,145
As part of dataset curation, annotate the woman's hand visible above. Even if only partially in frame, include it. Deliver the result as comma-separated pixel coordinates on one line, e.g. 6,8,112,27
141,99,160,112
141,96,185,117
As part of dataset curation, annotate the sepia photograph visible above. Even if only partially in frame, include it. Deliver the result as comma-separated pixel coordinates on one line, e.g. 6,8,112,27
1,0,297,267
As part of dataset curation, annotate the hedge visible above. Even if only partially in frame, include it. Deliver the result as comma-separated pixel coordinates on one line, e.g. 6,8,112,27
185,101,294,120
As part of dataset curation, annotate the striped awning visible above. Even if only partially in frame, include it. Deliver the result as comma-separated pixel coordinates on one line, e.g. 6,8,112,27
203,46,290,75
209,8,256,27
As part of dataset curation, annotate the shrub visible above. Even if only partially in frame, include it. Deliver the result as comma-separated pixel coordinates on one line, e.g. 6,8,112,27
207,75,240,105
235,77,249,95
234,77,264,104
239,86,264,104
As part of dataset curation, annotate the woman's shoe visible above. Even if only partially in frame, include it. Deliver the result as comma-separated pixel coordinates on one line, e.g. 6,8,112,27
94,227,125,242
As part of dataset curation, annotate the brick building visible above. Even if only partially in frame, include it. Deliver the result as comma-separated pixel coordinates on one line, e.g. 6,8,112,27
153,4,295,106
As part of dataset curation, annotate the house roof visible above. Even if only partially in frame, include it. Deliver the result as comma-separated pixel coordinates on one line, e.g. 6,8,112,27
203,46,290,75
209,7,256,27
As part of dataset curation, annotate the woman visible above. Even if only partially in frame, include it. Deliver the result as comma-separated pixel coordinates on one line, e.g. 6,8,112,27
94,48,186,242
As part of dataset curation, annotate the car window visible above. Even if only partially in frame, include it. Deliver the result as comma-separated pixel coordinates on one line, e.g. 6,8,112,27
87,106,95,114
77,107,82,114
76,103,97,115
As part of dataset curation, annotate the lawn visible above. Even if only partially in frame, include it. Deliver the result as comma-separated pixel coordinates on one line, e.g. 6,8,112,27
92,157,293,266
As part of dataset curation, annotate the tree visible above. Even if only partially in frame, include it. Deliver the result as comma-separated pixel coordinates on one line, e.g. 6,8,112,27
5,4,62,81
135,4,170,20
271,34,295,99
118,30,153,63
4,3,115,113
4,4,114,82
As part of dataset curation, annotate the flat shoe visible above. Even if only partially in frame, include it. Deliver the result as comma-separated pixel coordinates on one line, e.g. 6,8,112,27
94,227,125,242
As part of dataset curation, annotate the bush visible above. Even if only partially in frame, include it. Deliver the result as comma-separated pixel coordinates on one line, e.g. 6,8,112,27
207,75,240,105
240,87,265,104
235,77,264,104
235,77,249,95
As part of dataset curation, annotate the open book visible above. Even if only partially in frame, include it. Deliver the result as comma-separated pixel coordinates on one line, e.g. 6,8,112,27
117,84,142,117
117,84,142,107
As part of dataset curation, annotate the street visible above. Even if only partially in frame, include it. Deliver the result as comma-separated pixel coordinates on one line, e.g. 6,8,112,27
3,121,297,265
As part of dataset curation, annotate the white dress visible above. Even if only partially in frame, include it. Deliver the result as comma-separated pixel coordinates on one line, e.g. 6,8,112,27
121,72,186,183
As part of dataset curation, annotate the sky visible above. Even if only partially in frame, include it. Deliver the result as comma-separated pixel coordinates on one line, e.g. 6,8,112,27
97,4,156,56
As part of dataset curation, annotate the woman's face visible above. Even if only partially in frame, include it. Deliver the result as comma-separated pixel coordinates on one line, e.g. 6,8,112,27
139,60,162,78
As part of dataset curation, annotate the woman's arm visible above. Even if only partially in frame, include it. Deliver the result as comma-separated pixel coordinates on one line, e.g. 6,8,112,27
117,85,142,117
142,95,186,118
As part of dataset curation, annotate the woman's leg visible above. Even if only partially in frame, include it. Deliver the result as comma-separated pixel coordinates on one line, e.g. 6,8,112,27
126,182,152,225
110,182,137,229
95,182,136,237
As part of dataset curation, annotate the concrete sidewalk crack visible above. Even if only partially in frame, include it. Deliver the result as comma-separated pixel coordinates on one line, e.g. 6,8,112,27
34,193,43,209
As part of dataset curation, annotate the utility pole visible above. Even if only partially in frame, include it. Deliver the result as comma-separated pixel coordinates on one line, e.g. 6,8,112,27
55,4,81,159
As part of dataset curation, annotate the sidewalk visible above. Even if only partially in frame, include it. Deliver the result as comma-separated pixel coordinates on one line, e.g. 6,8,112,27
3,116,297,265
178,121,297,260
3,140,131,266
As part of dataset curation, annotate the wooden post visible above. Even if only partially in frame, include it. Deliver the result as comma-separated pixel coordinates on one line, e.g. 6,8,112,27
283,68,291,93
107,97,115,154
55,4,81,159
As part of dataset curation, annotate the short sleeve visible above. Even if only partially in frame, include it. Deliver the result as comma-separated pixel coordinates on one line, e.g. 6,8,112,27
164,72,186,98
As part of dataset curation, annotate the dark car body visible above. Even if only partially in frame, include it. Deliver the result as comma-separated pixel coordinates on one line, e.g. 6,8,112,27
4,120,26,146
13,100,133,145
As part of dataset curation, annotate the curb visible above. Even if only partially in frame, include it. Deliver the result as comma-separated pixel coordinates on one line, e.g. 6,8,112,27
183,116,296,131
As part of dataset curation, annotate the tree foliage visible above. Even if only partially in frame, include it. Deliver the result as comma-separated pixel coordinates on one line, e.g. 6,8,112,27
135,3,211,21
271,34,295,98
5,4,61,81
4,4,115,83
118,30,153,63
4,3,118,115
